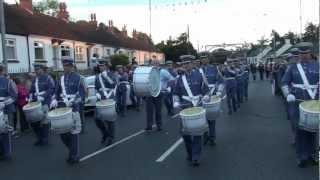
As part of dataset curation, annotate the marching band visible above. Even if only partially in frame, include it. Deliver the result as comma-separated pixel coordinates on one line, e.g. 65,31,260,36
0,43,318,170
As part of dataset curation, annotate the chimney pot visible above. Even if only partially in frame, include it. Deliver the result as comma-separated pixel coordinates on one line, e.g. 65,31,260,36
19,0,33,13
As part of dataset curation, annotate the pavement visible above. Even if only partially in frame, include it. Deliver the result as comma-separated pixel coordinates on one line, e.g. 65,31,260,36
0,80,318,180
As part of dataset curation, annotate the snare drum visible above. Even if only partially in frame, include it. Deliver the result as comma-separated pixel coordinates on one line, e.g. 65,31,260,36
202,96,221,121
96,99,117,122
48,108,73,134
23,102,45,123
133,66,160,97
299,100,320,132
0,111,6,133
180,107,208,134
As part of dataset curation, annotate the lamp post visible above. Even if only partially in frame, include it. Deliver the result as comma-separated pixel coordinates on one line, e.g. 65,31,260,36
0,0,7,72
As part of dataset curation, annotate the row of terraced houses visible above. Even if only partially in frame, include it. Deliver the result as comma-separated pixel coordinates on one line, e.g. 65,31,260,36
0,0,165,73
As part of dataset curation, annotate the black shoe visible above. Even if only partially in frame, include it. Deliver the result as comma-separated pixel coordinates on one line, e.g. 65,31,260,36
192,160,200,167
67,159,80,165
101,135,107,144
0,155,11,161
209,139,216,146
107,138,114,146
157,127,163,131
145,128,152,132
297,160,308,168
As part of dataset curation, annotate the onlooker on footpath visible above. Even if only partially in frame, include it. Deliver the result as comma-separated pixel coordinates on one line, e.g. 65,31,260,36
15,77,30,134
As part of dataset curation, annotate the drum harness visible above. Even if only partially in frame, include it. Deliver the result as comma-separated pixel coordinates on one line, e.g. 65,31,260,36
292,63,318,100
199,68,216,96
98,73,115,99
60,75,80,105
35,77,46,101
181,75,200,107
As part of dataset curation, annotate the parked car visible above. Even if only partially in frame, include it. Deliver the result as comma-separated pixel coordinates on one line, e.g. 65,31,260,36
83,75,97,109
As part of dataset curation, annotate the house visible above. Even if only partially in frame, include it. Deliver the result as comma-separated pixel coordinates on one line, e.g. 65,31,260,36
246,46,272,64
0,0,164,73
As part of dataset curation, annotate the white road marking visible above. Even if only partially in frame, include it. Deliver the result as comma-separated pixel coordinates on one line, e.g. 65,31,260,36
80,130,145,162
156,138,183,162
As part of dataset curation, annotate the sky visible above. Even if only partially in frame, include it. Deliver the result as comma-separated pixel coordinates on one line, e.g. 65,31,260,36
6,0,319,51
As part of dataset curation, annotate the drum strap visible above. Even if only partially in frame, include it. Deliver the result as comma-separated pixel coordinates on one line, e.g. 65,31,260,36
182,75,199,107
102,71,114,85
199,68,209,87
296,63,317,100
99,74,114,99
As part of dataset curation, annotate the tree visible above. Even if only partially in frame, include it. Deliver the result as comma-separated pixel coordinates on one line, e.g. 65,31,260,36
33,0,59,16
283,31,300,44
302,22,319,43
110,54,129,68
270,30,284,48
155,33,197,62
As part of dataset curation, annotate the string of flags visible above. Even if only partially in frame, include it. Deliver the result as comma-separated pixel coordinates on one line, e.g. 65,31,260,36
151,0,209,11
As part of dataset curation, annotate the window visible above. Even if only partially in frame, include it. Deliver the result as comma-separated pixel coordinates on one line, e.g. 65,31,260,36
93,48,99,57
34,42,45,61
105,49,111,56
5,39,17,60
75,46,84,61
61,45,71,58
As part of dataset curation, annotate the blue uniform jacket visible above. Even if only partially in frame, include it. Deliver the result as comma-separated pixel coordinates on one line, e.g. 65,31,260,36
0,76,17,113
223,68,237,89
281,62,319,100
30,74,55,106
173,70,209,108
55,72,85,112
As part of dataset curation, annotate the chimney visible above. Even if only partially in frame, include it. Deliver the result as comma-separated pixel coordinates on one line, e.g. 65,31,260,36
89,13,97,27
57,2,69,22
107,20,114,33
121,25,127,37
132,29,138,39
20,0,33,13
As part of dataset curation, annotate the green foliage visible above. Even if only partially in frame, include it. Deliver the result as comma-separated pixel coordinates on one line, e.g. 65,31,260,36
110,54,129,68
33,0,59,16
155,33,197,62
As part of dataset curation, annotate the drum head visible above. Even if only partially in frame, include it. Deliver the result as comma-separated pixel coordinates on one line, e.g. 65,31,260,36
48,108,72,117
180,107,205,116
300,100,320,113
23,102,41,110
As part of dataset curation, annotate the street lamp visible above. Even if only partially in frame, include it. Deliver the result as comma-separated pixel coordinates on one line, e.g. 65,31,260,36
0,0,7,71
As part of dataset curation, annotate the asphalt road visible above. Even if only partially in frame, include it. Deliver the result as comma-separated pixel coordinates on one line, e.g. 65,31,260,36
0,80,318,180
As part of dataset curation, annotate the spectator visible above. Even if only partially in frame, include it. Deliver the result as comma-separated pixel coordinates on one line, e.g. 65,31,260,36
15,77,30,133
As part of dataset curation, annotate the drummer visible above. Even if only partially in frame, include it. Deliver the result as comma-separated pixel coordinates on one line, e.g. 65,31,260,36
94,59,116,146
234,61,244,106
115,65,128,117
28,62,55,146
222,61,238,115
199,56,224,146
281,42,319,168
0,64,17,161
50,58,85,165
173,55,209,166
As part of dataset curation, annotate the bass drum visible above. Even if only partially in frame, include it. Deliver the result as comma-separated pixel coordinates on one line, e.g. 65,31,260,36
133,66,160,97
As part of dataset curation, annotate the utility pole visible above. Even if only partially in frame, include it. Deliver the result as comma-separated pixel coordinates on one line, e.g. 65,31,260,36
0,0,7,72
148,0,152,63
299,0,303,37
